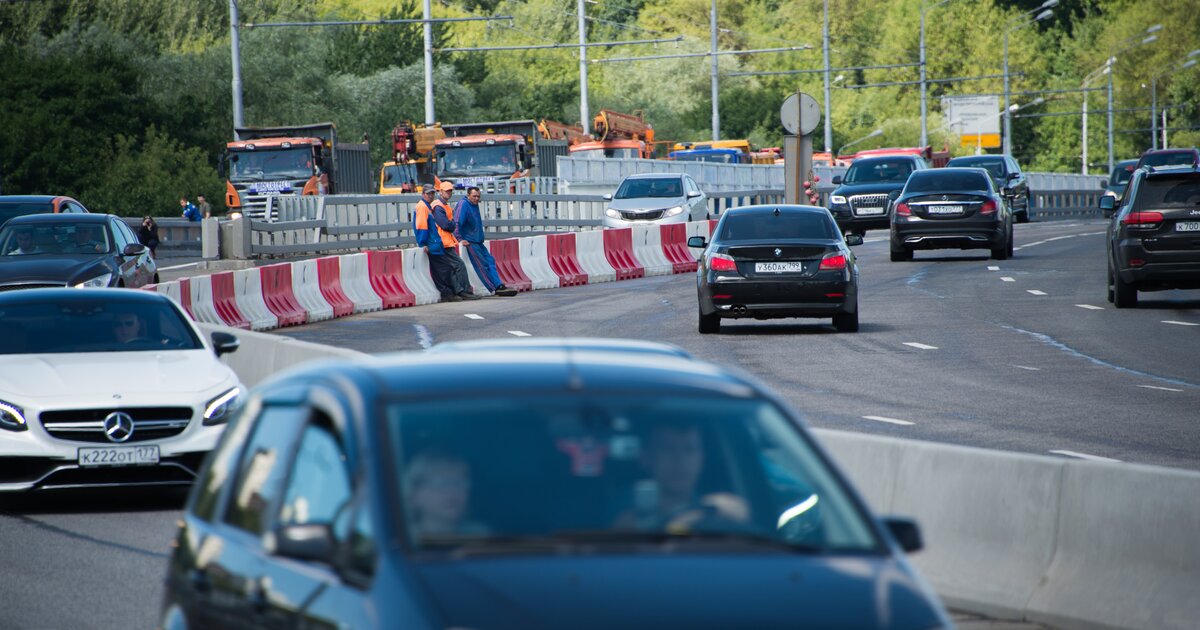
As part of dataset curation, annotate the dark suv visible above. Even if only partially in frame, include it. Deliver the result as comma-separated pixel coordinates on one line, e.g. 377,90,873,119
945,155,1030,223
1101,165,1200,307
828,155,927,236
1134,148,1199,171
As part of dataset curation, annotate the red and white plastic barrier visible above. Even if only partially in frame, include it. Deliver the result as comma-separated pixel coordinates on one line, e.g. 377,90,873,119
545,233,588,287
339,253,384,314
401,247,442,305
574,230,616,284
489,238,533,293
367,250,417,309
660,223,698,274
291,259,335,323
209,272,251,329
631,225,673,277
316,256,354,318
602,228,645,281
259,263,307,327
233,268,279,331
519,236,561,291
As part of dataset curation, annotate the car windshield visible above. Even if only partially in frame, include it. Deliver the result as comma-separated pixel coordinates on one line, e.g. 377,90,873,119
386,394,879,553
1111,164,1135,186
1133,176,1200,210
843,160,914,184
382,164,418,188
947,159,1006,179
0,298,202,354
615,178,684,199
0,223,111,256
228,147,314,182
718,213,837,241
905,172,992,193
0,201,53,225
436,144,519,177
672,152,739,164
1140,152,1198,168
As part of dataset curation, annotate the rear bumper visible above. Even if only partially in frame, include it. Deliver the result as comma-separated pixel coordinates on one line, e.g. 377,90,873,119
1117,260,1200,291
892,222,1005,250
699,277,856,318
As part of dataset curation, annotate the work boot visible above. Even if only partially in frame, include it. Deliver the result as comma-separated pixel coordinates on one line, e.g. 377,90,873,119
457,292,481,301
441,294,462,303
495,285,518,297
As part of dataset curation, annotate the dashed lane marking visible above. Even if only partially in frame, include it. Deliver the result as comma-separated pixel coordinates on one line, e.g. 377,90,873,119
987,266,1000,271
1162,320,1200,327
413,324,434,349
862,415,915,426
1014,231,1104,251
903,342,939,350
1013,365,1041,371
464,314,485,320
1027,290,1047,296
1076,304,1104,310
1049,450,1121,463
1138,384,1184,393
1001,277,1016,282
508,330,532,337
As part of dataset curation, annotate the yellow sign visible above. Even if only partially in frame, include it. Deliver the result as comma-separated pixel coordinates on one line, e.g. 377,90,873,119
961,133,1001,149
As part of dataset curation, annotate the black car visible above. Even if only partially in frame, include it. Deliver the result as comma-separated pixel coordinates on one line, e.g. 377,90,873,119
162,343,949,630
0,213,157,289
945,154,1031,223
0,194,90,227
1102,164,1200,308
827,155,928,236
1104,158,1139,204
688,205,861,333
1134,147,1199,171
889,167,1014,262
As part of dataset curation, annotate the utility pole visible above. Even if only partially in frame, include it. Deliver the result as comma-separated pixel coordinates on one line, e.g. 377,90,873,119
578,0,589,134
822,0,832,153
229,0,243,129
423,0,434,124
710,0,719,141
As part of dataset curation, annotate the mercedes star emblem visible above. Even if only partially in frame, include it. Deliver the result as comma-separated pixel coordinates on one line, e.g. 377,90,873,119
103,412,134,443
774,248,782,258
942,195,949,201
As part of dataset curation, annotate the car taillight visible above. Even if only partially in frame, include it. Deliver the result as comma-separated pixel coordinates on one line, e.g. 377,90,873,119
709,254,737,272
819,253,847,271
1122,211,1163,229
894,202,911,217
980,199,997,215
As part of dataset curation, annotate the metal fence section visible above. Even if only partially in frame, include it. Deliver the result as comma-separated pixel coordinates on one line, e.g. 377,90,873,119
121,217,202,258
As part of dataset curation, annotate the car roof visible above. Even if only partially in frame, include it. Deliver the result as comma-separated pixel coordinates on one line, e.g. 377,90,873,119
2,213,112,225
1140,148,1198,156
623,173,685,180
947,155,1006,163
428,337,693,358
721,204,830,216
849,155,921,165
0,287,169,306
912,166,991,176
0,195,67,204
1141,164,1200,179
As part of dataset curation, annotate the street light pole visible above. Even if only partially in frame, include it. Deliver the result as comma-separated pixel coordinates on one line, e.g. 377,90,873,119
710,0,719,141
578,0,589,134
823,0,832,153
228,0,243,129
423,0,434,124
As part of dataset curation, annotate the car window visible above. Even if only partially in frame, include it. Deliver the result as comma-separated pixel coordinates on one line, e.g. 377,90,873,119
279,419,354,533
842,160,914,184
718,212,838,241
1141,152,1198,168
1111,165,1135,186
686,177,701,195
346,500,377,580
1132,176,1200,210
904,172,992,193
0,297,202,354
615,178,684,199
0,201,53,224
116,220,140,248
192,399,263,522
110,220,130,250
385,394,879,553
946,159,1006,179
224,405,306,535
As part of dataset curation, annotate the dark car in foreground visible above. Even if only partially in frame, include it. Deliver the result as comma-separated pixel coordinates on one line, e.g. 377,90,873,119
889,167,1013,262
689,205,861,333
0,195,90,227
1102,164,1200,308
945,154,1030,223
827,155,928,236
0,213,157,289
162,344,949,630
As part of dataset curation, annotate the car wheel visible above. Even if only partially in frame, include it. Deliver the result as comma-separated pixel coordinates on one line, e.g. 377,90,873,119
889,246,912,262
1106,266,1115,303
1006,226,1015,258
1113,271,1138,308
699,309,720,334
833,309,859,333
991,236,1009,260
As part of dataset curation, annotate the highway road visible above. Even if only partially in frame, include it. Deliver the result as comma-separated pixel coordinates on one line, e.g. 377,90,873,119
2,218,1195,629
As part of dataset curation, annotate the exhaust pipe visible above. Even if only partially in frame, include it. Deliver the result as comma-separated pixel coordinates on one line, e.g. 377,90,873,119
731,305,748,316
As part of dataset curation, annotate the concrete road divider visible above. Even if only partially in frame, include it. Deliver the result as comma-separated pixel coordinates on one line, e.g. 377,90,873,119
316,256,354,318
291,259,336,323
367,250,417,308
490,238,533,293
258,263,307,327
197,322,366,389
631,225,674,277
233,268,279,331
546,233,588,287
602,228,645,281
519,236,561,291
339,253,384,313
401,247,442,305
659,223,698,274
153,280,187,317
206,272,250,329
574,230,616,284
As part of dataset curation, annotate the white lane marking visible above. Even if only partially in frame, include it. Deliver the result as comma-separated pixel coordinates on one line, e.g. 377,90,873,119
1162,320,1200,327
1001,276,1016,282
864,238,886,244
1014,231,1104,251
862,415,915,426
464,314,485,320
1013,365,1041,371
1027,290,1047,296
987,266,1000,271
413,324,434,349
1049,450,1121,463
158,262,199,271
1138,384,1184,393
903,342,938,350
508,330,532,337
1076,304,1104,310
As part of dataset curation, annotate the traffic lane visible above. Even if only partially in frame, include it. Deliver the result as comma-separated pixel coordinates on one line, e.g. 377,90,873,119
0,488,185,629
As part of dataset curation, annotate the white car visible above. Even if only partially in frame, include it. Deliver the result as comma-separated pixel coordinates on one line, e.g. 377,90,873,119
0,288,244,492
602,173,709,228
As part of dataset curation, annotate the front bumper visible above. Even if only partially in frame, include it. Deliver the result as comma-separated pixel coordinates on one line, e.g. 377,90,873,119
830,207,889,232
602,212,689,229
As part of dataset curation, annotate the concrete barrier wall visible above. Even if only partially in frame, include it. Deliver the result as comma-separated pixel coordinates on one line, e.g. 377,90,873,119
814,428,1200,630
196,322,366,389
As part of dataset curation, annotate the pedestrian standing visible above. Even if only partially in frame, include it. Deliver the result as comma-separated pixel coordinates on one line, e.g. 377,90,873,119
138,216,160,258
455,187,517,296
433,182,479,300
414,185,477,302
197,194,213,219
180,197,200,222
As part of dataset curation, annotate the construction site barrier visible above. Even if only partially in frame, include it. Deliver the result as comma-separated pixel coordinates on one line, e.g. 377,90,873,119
602,228,645,281
339,253,384,314
660,223,698,273
631,225,673,277
291,259,336,323
367,250,417,309
685,221,710,261
316,256,355,318
200,273,248,329
546,233,588,287
519,236,561,291
489,238,534,293
574,230,616,284
233,268,279,331
259,263,307,327
401,247,442,305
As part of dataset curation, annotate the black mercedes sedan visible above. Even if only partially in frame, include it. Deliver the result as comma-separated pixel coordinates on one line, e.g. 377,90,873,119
161,343,950,630
0,213,157,290
688,205,862,333
889,167,1014,262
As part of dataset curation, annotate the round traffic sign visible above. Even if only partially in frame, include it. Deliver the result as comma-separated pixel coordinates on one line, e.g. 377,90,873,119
780,92,821,136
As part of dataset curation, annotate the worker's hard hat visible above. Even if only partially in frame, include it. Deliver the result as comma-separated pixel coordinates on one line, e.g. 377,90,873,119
437,181,455,192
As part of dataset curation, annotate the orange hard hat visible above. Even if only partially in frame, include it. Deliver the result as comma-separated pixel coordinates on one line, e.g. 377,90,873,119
437,181,455,192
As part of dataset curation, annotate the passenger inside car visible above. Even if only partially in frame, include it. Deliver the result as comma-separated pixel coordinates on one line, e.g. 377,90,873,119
404,450,490,538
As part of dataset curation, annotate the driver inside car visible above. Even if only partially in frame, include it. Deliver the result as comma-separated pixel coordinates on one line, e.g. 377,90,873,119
614,422,749,532
111,310,149,344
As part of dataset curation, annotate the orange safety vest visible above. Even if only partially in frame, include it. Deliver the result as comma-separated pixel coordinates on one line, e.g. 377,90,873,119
431,197,459,250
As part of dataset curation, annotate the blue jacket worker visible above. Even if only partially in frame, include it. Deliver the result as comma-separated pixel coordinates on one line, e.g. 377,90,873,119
180,197,201,222
455,186,518,297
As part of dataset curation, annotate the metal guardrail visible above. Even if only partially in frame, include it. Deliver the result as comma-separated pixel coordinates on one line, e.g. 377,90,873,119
122,217,202,258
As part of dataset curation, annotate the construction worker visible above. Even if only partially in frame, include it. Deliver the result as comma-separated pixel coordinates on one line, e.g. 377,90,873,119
418,182,479,302
455,186,517,296
415,186,469,301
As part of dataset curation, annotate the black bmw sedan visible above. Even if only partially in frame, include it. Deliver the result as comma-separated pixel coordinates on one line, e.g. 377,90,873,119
161,342,950,630
0,213,157,289
688,205,862,333
889,167,1013,262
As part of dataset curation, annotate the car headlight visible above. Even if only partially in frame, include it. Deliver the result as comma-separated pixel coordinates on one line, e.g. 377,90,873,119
74,273,113,288
664,206,685,217
830,195,847,205
203,386,244,426
605,208,621,219
0,400,27,432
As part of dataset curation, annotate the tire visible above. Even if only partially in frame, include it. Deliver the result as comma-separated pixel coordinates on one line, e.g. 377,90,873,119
890,246,912,262
1113,271,1138,308
698,309,720,334
1006,226,1015,258
991,234,1009,260
833,309,859,333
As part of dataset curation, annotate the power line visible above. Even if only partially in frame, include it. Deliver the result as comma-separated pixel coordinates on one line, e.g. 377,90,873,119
439,35,682,53
724,62,920,77
592,45,812,64
243,15,509,28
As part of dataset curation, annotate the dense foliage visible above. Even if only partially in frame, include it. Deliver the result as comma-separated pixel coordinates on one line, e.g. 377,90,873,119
1,0,1196,215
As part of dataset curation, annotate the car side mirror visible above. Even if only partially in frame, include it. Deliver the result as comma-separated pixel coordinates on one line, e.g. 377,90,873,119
603,193,613,201
687,236,707,248
882,516,923,553
269,523,335,564
1008,172,1020,180
887,190,901,201
122,243,147,257
831,175,843,185
687,191,702,199
844,234,864,246
211,331,240,356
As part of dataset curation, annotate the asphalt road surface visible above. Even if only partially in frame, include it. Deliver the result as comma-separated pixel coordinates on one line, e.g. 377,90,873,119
4,218,1193,629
